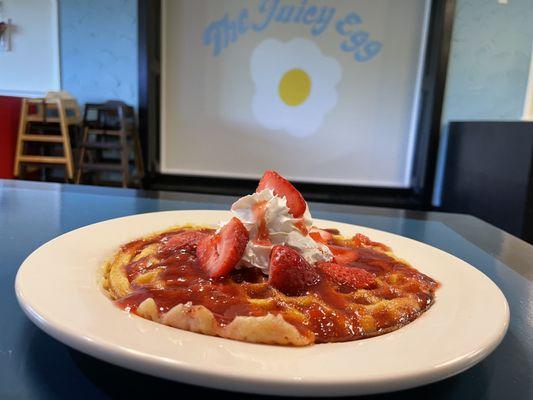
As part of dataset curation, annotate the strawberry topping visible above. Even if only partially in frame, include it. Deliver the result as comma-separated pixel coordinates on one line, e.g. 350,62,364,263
309,227,333,244
318,262,376,290
256,170,306,218
269,245,320,296
160,230,208,255
328,245,359,265
196,217,249,278
350,233,390,252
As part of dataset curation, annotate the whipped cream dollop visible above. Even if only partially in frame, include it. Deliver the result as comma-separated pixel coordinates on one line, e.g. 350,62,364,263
230,189,332,275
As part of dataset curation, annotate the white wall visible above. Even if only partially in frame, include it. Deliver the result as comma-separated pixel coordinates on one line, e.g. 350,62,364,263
0,0,60,97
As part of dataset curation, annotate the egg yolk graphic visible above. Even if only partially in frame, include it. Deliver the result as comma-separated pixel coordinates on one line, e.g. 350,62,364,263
278,69,311,106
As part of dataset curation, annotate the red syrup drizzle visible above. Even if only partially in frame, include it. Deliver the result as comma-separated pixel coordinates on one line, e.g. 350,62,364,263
114,228,439,343
251,200,271,245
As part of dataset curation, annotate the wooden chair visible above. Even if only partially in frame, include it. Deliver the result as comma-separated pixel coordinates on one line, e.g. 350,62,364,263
76,101,144,187
13,92,81,180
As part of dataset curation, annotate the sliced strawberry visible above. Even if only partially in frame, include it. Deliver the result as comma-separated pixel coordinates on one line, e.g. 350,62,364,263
318,262,376,290
294,220,309,236
350,233,390,252
256,170,306,218
328,245,359,265
196,217,249,278
269,245,320,296
309,227,333,244
160,230,208,254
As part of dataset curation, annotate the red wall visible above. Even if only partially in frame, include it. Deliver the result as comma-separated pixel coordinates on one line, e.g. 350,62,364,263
0,96,21,179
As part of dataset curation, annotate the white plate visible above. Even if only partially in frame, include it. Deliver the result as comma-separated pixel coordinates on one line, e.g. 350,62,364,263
15,210,509,396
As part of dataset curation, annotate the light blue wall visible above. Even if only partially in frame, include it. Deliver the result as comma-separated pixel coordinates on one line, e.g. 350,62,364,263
442,0,533,121
59,0,138,109
433,0,533,205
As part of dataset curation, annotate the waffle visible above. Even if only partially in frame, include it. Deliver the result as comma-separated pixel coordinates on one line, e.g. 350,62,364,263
103,226,438,346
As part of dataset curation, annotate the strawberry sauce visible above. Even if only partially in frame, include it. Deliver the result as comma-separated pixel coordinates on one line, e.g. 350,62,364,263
114,228,438,343
251,200,270,245
294,220,308,236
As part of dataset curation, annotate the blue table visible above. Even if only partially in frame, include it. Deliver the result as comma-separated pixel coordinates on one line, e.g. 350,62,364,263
1,180,531,399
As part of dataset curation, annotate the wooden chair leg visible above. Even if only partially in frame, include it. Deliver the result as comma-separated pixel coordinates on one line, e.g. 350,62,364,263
119,131,130,188
58,100,75,180
13,99,29,177
75,126,89,184
132,128,144,183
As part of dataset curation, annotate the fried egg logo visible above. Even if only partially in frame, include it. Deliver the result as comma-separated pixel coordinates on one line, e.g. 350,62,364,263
251,38,342,138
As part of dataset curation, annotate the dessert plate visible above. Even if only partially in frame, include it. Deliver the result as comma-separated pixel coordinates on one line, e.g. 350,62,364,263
15,210,509,396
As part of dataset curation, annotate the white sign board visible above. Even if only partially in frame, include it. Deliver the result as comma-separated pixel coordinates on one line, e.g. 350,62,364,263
161,0,430,187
